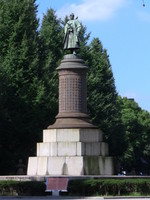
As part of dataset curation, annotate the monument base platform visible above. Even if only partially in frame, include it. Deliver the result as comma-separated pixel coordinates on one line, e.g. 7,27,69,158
27,128,114,176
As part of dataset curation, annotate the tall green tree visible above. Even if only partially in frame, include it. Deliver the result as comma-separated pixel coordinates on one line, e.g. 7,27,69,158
0,0,44,174
118,97,150,174
85,38,126,157
39,9,64,126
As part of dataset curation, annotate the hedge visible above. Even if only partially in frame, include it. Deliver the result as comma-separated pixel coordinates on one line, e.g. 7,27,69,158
0,181,46,196
68,178,150,196
1,178,150,196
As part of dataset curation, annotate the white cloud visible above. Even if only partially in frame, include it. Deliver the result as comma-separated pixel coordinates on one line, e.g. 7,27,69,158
57,0,127,21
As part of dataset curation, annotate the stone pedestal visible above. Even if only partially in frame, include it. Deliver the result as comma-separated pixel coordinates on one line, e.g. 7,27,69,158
48,54,95,129
27,129,114,175
27,54,114,176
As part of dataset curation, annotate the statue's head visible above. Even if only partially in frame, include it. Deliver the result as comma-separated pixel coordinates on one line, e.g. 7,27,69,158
70,13,74,20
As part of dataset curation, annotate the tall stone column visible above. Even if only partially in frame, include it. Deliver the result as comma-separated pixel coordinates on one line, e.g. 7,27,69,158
48,54,95,129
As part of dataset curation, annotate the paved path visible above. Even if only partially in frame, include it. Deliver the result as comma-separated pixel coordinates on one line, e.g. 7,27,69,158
0,197,150,200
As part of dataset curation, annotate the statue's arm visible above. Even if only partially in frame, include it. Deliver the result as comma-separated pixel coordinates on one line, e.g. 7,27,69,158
76,20,81,35
64,23,68,34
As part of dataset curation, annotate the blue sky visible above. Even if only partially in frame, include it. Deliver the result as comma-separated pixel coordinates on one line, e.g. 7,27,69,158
36,0,150,112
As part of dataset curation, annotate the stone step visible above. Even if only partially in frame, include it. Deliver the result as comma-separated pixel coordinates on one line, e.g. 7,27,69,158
27,156,114,176
43,128,103,143
36,141,108,157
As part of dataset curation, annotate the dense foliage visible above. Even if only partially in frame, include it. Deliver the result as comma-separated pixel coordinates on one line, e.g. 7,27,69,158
0,181,46,196
0,0,44,174
85,38,126,156
39,9,64,126
118,97,150,175
68,178,150,196
1,178,150,196
0,1,150,175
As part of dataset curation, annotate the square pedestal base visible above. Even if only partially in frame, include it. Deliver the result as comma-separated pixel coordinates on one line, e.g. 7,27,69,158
27,128,114,175
27,156,114,176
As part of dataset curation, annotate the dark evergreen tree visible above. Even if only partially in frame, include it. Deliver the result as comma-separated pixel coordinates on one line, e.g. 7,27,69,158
39,9,64,126
85,38,126,157
0,0,44,174
118,96,150,174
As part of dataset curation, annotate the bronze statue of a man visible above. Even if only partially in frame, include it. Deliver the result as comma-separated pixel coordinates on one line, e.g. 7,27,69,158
64,13,81,52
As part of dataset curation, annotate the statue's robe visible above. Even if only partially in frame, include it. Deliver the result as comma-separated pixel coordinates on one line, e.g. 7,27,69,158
64,19,81,50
